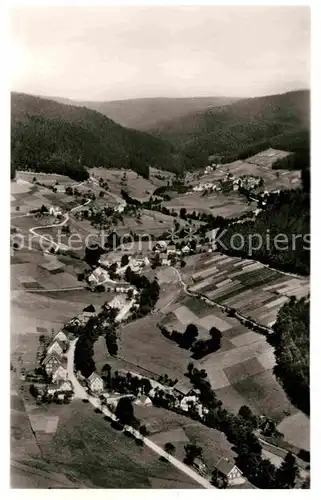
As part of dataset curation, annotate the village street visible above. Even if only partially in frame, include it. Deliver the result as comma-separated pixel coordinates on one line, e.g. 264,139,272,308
66,339,215,489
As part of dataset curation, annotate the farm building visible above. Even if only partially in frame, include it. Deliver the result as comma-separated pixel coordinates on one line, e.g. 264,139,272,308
87,372,104,393
173,379,194,397
154,241,167,252
194,458,207,473
47,339,65,357
40,259,65,274
42,352,64,376
53,329,69,343
214,458,245,486
52,358,68,382
47,380,73,395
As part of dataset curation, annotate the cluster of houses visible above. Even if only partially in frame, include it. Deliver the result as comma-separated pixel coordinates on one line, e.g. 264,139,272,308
30,329,74,401
192,172,264,195
79,366,245,487
49,205,63,217
153,240,191,265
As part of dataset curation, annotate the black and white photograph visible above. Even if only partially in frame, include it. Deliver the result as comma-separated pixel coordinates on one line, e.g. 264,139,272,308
9,2,311,490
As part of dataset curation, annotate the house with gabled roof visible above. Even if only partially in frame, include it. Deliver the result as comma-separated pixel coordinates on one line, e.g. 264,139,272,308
52,358,68,382
87,372,104,393
214,458,245,486
42,352,64,376
47,339,65,357
173,379,194,397
53,329,69,343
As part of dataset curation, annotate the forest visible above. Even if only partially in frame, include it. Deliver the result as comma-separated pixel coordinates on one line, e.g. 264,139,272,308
269,297,310,415
219,189,310,276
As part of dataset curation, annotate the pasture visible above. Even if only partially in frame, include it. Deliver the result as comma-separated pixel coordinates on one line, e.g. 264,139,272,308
39,400,199,488
163,191,250,218
110,208,193,239
90,167,163,201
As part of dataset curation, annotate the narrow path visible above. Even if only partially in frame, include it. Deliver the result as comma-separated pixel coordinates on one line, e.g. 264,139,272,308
29,199,91,252
14,286,85,293
67,339,215,489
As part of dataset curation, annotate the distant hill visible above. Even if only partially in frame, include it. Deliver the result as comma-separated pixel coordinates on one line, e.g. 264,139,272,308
149,90,310,170
11,92,179,180
50,96,240,131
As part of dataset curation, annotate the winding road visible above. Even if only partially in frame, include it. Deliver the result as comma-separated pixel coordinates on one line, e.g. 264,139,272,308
29,198,92,252
66,339,215,489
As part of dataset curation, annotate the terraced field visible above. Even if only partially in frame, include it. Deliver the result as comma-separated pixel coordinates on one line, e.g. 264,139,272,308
182,252,310,327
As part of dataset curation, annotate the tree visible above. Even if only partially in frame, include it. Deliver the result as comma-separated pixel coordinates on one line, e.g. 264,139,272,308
140,378,152,395
180,259,186,268
187,362,194,377
209,327,222,350
139,424,148,436
275,452,299,489
164,442,176,455
184,443,202,465
181,323,199,349
102,363,112,387
211,469,228,488
121,254,129,267
115,397,134,425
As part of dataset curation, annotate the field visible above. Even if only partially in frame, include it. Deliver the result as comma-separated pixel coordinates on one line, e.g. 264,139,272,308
181,252,310,327
111,208,189,238
163,191,251,218
90,167,168,201
38,400,199,489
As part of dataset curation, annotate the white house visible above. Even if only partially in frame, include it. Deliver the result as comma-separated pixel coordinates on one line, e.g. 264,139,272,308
53,330,69,343
52,362,68,382
155,240,167,252
88,372,104,393
181,245,190,255
49,205,62,217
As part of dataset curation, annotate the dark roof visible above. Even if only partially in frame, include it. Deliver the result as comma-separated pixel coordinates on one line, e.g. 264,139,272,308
42,352,63,366
83,304,96,313
88,372,103,384
215,458,237,476
173,379,194,395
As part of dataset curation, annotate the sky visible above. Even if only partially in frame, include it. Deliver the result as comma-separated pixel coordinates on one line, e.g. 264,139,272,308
10,5,310,101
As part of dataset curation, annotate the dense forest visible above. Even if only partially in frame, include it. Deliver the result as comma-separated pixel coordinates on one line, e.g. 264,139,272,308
269,297,310,415
219,189,310,275
11,93,179,179
11,90,310,179
150,90,310,171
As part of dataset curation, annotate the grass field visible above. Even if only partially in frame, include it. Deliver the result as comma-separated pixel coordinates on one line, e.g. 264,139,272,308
163,191,250,218
38,400,199,488
90,167,165,201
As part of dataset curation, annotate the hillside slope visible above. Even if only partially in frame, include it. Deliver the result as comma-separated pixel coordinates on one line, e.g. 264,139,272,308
150,90,310,170
50,96,240,131
11,93,179,180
